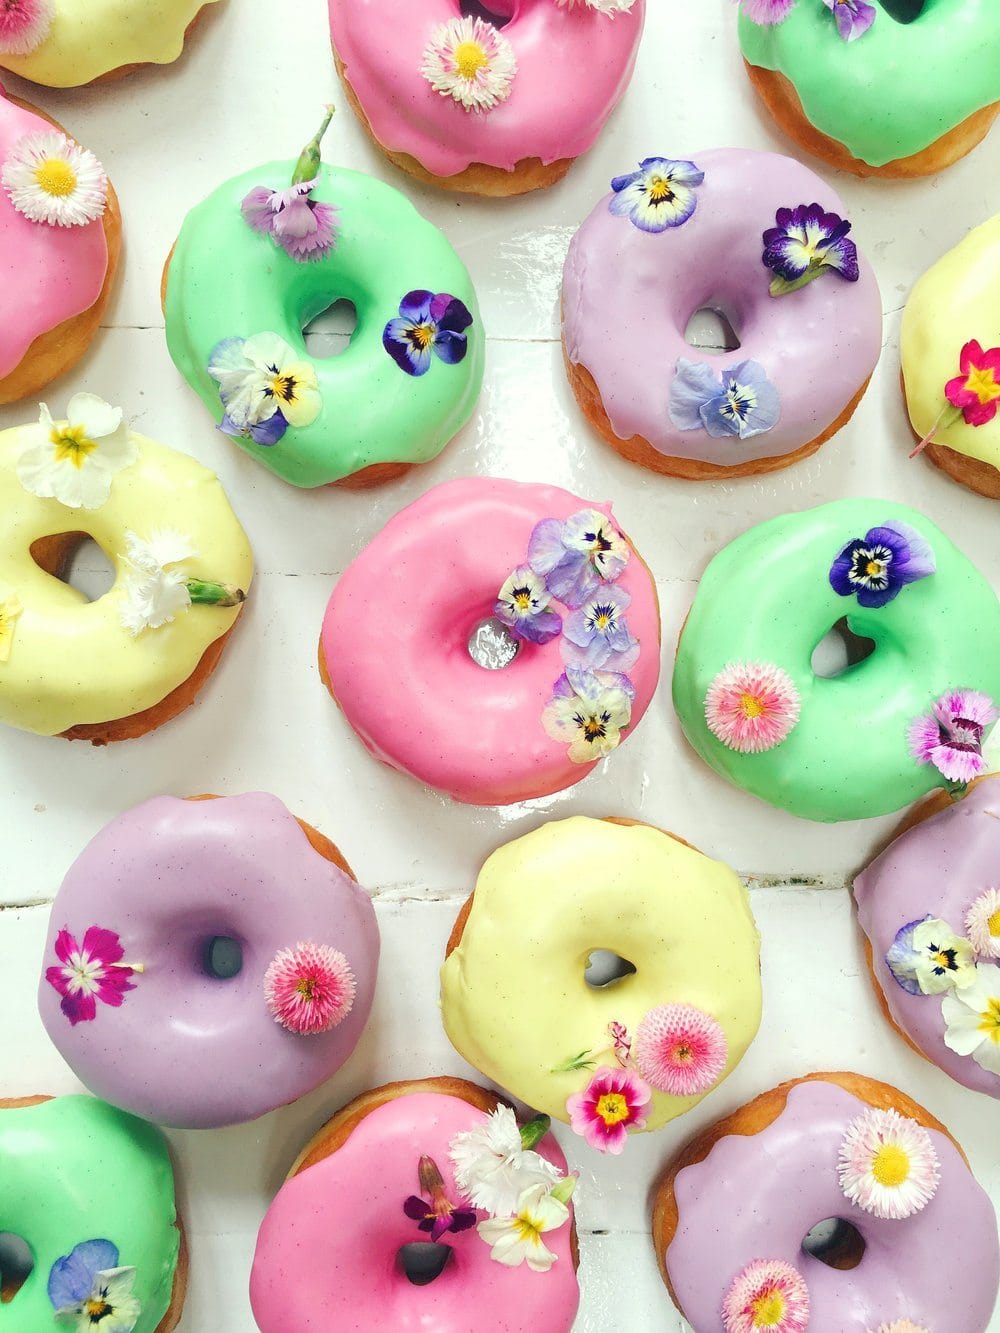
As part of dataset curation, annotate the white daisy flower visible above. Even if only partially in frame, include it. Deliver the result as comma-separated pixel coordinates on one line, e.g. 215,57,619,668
942,963,1000,1075
421,16,517,113
449,1105,560,1216
555,0,637,12
17,395,136,510
476,1182,569,1272
119,531,197,636
870,1322,928,1333
837,1108,940,1220
2,130,107,227
965,888,1000,960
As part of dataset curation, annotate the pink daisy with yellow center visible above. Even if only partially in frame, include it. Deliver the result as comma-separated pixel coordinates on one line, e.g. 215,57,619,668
633,1003,727,1097
0,0,54,55
705,661,801,754
263,941,355,1035
722,1258,810,1333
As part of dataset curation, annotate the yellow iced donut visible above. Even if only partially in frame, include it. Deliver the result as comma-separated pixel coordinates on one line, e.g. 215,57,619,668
441,817,761,1153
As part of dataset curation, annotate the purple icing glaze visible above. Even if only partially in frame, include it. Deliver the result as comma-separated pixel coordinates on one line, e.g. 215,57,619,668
37,793,380,1129
562,148,882,466
664,1080,999,1332
855,778,1000,1100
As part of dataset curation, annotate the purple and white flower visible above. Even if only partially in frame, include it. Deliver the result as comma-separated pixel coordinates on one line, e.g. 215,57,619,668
242,179,338,262
885,916,977,996
45,927,139,1025
561,584,638,671
669,358,780,439
609,157,705,233
823,0,876,41
908,690,998,786
495,566,562,645
48,1239,141,1332
736,0,796,23
383,290,473,377
762,203,860,297
829,522,935,609
542,666,634,764
208,332,320,444
528,509,630,609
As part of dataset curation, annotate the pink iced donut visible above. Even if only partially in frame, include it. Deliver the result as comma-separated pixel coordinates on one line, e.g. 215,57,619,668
319,476,661,805
250,1079,580,1332
37,793,380,1130
328,0,646,195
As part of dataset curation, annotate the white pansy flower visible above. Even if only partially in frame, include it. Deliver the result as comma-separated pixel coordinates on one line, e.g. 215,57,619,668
17,395,136,510
476,1182,570,1272
54,1265,141,1332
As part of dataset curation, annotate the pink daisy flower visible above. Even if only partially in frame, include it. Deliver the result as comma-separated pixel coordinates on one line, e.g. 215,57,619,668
705,661,801,754
907,689,998,786
737,0,796,24
263,942,355,1035
566,1065,650,1154
722,1258,810,1333
0,0,54,55
45,926,138,1026
633,1003,728,1096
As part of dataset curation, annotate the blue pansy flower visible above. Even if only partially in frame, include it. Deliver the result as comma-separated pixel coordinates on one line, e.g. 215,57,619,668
762,203,860,296
495,565,563,645
608,158,705,233
48,1239,142,1331
562,584,639,672
219,412,288,447
829,522,936,609
669,358,781,439
383,291,473,377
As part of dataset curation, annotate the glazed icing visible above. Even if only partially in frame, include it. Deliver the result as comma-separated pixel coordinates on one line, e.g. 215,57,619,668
38,793,380,1129
165,162,484,487
738,1,1000,168
672,499,1000,822
563,147,881,466
855,778,1000,1099
902,215,1000,473
320,477,660,805
665,1080,1000,1332
0,87,108,380
250,1091,579,1332
328,0,645,178
440,818,761,1132
0,0,216,87
0,1095,179,1332
0,422,252,736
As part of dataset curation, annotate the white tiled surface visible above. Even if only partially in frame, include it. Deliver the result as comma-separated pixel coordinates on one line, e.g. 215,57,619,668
0,1,997,1329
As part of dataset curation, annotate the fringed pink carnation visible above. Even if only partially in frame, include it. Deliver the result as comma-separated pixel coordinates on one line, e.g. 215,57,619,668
633,1003,727,1096
907,689,998,785
263,941,355,1035
241,180,338,262
0,0,54,55
705,661,801,754
721,1258,810,1333
737,0,796,25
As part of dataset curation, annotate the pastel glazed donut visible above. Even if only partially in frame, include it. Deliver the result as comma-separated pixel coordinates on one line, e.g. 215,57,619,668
164,116,484,488
653,1072,1000,1332
672,499,1000,822
855,775,1000,1100
562,147,881,479
329,0,646,197
0,397,252,741
38,793,379,1129
0,1093,185,1330
251,1077,580,1332
441,818,761,1149
320,477,660,805
0,85,120,403
737,0,1000,179
0,0,217,87
902,215,1000,500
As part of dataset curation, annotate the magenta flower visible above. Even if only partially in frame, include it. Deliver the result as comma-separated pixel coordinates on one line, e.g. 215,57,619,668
566,1065,650,1154
705,661,801,754
633,1004,728,1097
908,690,998,786
722,1258,810,1333
0,0,54,55
403,1155,477,1242
944,339,1000,427
263,942,355,1035
45,927,138,1026
737,0,795,23
242,179,338,262
608,1019,632,1065
822,0,876,40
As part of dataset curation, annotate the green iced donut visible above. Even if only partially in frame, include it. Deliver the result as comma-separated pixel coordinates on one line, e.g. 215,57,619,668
0,1095,180,1330
672,499,1000,823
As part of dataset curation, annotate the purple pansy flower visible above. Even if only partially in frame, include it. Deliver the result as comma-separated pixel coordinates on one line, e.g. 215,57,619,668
383,291,473,377
829,521,935,609
762,203,859,297
219,411,288,447
403,1155,477,1243
562,584,639,671
528,509,630,609
737,0,796,22
823,0,876,40
908,690,999,786
241,179,338,262
609,157,705,233
45,926,138,1025
669,358,781,439
495,566,562,645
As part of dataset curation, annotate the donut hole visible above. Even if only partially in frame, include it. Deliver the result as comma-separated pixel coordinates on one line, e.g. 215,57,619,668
202,935,244,980
801,1217,866,1271
0,1233,33,1304
30,532,116,602
468,616,521,671
302,298,358,360
459,0,515,27
683,305,741,354
878,0,924,22
584,949,637,989
810,616,877,679
397,1242,454,1286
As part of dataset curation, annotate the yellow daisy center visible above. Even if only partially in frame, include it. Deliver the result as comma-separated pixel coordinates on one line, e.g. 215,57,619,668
751,1288,786,1328
739,692,766,720
34,157,78,198
51,424,97,468
513,1212,543,1244
871,1143,910,1188
648,175,675,203
454,40,488,79
987,908,1000,938
963,365,1000,406
866,559,884,577
979,996,1000,1040
595,1092,630,1126
296,976,317,1001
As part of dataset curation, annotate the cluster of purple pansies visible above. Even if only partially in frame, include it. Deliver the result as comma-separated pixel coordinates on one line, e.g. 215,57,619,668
908,689,998,788
608,157,704,233
45,926,139,1026
669,358,781,440
403,1155,478,1242
762,203,859,297
739,0,878,41
383,291,474,377
829,520,936,608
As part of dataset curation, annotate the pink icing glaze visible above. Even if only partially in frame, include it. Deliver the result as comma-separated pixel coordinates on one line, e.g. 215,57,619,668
328,0,645,178
37,793,380,1130
320,476,661,806
854,778,1000,1100
250,1090,579,1332
562,148,883,466
0,83,108,380
665,1080,1000,1332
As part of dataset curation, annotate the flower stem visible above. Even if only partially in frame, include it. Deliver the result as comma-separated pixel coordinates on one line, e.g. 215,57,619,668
909,403,963,458
292,105,335,185
519,1114,551,1150
944,779,969,802
186,579,245,608
768,262,825,298
550,1174,578,1205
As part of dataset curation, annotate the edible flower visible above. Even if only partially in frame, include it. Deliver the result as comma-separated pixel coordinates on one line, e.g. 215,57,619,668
762,202,859,297
241,107,338,262
561,583,638,671
885,916,977,996
633,1003,728,1097
669,358,780,439
209,332,320,443
735,0,796,24
837,1108,939,1220
118,530,244,637
609,157,704,233
556,0,637,11
263,942,355,1035
722,1258,810,1333
941,964,1000,1075
403,1155,478,1242
494,566,562,645
829,521,935,609
450,1105,561,1216
870,1323,929,1333
704,661,801,754
0,0,54,56
45,927,140,1026
945,339,1000,427
908,689,998,787
528,509,630,609
566,1064,650,1154
965,889,1000,961
2,130,106,227
48,1240,141,1332
17,395,137,510
383,290,473,378
476,1181,571,1272
542,667,634,764
421,15,517,113
823,0,876,40
0,593,22,663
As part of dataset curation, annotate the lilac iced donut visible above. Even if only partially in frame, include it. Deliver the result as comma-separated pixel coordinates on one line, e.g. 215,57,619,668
38,793,379,1129
562,148,882,479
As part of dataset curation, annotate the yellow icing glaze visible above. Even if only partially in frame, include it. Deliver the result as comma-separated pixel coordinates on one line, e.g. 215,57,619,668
0,422,252,735
0,0,217,87
902,215,1000,472
440,818,762,1134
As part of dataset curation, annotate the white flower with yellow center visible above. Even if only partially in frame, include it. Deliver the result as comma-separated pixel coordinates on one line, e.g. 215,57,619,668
0,593,22,664
55,1265,141,1332
476,1181,569,1272
837,1108,940,1220
965,888,1000,960
2,130,107,227
208,332,320,431
421,16,517,113
942,962,1000,1075
17,395,137,510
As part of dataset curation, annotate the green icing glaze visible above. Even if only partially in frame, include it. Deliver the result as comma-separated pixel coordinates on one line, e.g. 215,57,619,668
738,1,1000,167
165,162,485,487
672,499,1000,823
0,1096,179,1331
